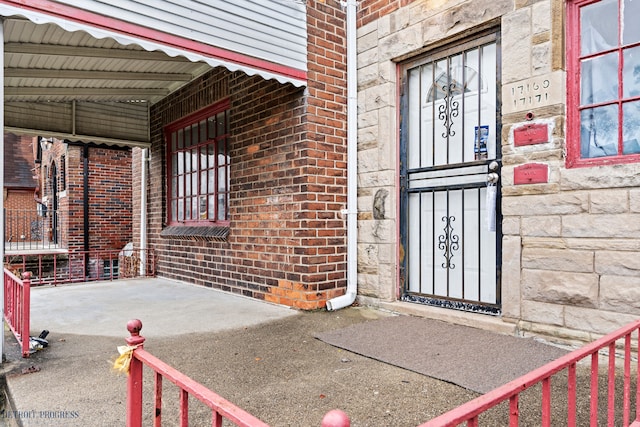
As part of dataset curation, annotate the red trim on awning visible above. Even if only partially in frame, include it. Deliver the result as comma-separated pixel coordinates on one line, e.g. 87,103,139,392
0,0,307,82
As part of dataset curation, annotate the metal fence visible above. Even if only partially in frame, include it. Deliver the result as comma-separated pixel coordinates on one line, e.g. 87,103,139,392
4,269,31,358
4,248,155,286
419,319,640,427
4,208,64,252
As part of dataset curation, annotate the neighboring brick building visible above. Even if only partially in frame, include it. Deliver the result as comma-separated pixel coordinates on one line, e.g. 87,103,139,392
353,0,640,342
3,134,38,243
40,139,132,256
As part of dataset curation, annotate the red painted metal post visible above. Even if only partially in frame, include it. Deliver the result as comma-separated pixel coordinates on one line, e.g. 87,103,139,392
607,343,616,427
154,372,162,427
542,378,551,427
624,334,631,427
126,319,145,427
509,394,519,427
321,410,350,427
568,363,577,427
20,272,31,358
590,352,599,427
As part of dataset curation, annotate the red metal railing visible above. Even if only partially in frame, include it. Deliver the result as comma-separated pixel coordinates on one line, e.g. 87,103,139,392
125,319,270,427
419,319,640,427
124,320,351,427
4,248,155,286
4,269,31,358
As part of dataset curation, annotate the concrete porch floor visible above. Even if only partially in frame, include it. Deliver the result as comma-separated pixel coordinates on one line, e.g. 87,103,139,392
0,277,612,426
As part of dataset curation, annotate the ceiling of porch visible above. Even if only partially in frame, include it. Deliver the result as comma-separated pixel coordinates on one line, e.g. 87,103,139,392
3,17,214,147
1,0,308,148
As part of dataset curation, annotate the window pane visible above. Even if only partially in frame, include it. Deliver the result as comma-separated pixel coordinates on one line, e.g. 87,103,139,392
208,170,215,195
580,105,619,157
178,175,184,197
171,200,177,222
177,199,184,221
208,117,216,139
192,149,198,173
172,153,177,176
199,196,207,219
192,197,198,220
581,53,618,105
218,167,226,192
623,100,640,153
208,196,216,220
171,177,177,198
200,171,207,194
191,172,198,196
623,45,640,98
218,194,226,221
218,138,227,164
177,152,184,175
177,129,184,149
185,197,191,219
581,0,617,56
171,132,176,151
192,124,199,145
200,120,207,143
208,144,216,169
185,174,191,196
623,0,640,45
217,112,226,136
184,126,191,148
185,150,191,173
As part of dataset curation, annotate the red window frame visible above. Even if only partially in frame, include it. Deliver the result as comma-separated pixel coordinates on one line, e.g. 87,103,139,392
566,0,640,168
165,99,230,226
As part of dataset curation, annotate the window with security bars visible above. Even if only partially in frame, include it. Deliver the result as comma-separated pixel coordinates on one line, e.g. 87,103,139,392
566,0,640,167
166,99,230,225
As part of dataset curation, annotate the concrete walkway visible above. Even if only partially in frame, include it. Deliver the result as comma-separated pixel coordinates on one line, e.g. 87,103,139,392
27,277,299,338
0,278,603,426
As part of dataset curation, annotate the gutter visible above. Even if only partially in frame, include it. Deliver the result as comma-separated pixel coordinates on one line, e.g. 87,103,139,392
327,0,358,311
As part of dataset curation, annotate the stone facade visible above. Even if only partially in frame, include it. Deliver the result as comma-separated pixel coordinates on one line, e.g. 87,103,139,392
355,0,640,342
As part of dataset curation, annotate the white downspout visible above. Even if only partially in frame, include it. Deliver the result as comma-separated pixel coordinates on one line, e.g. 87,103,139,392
327,0,357,311
139,148,148,276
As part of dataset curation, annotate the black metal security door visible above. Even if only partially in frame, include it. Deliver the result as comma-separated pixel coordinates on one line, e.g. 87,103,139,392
400,30,502,314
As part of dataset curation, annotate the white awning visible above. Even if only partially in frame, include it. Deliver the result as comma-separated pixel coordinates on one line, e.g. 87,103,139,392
0,0,307,88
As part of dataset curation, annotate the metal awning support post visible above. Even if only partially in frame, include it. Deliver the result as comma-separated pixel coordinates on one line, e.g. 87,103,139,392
0,17,6,360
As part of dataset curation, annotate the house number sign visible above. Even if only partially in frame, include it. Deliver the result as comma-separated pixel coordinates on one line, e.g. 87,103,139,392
502,72,564,114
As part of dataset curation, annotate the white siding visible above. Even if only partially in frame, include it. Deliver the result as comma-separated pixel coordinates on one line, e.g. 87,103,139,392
57,0,307,71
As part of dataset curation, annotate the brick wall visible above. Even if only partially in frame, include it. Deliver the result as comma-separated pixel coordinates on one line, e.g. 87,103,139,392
143,1,348,309
357,0,418,27
4,190,38,241
59,143,132,254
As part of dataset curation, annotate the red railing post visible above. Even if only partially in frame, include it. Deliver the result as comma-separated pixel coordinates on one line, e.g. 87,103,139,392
321,409,350,427
20,272,31,358
126,319,145,427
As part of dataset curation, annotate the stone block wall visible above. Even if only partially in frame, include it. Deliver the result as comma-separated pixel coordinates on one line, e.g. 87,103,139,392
355,0,640,340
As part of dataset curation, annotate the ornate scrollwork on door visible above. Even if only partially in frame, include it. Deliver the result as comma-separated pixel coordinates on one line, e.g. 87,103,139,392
438,215,460,269
437,83,460,138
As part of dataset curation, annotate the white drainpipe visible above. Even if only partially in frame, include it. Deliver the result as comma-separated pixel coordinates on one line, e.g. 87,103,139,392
139,148,148,275
327,0,357,311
